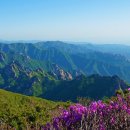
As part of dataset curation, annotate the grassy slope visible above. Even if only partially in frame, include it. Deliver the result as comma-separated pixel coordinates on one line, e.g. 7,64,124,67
0,89,70,129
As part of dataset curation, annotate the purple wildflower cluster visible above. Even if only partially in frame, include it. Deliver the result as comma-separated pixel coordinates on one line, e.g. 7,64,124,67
43,89,130,130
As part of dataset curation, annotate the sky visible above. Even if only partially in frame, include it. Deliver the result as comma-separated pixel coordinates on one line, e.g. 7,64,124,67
0,0,130,44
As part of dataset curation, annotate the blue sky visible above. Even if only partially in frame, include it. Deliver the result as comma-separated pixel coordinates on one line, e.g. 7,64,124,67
0,0,130,44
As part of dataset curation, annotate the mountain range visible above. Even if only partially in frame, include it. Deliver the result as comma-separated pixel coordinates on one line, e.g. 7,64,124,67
0,41,130,81
0,41,130,101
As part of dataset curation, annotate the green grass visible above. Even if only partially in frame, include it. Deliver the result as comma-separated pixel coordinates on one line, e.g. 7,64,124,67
0,89,70,130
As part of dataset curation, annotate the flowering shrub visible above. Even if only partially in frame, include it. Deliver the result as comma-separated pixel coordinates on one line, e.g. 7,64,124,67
43,89,130,130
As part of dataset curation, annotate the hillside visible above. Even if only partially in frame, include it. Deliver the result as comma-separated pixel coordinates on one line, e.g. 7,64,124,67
0,62,129,102
43,74,129,101
0,89,69,130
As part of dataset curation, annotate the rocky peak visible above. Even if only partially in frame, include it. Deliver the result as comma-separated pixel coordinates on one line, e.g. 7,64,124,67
50,64,73,80
2,61,28,78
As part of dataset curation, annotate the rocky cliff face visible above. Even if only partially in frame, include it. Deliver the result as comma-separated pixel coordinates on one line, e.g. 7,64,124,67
49,64,73,80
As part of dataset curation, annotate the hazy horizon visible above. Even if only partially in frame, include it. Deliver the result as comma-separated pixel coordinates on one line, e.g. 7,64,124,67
0,0,130,44
0,39,130,46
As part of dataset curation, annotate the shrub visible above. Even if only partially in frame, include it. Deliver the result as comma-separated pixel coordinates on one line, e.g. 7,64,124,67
43,88,130,130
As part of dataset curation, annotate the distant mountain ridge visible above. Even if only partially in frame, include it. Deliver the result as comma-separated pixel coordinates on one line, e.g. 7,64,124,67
0,41,130,82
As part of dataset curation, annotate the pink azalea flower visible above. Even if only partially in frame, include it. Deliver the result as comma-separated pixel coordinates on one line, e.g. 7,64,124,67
128,88,130,91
